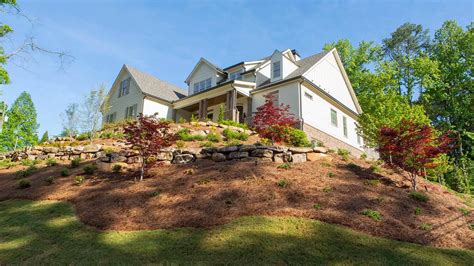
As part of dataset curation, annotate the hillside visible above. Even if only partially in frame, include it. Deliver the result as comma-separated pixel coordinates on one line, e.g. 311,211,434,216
0,145,472,250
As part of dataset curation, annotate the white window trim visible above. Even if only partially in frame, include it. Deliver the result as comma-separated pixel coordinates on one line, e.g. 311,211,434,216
343,116,348,138
272,61,281,79
330,109,338,127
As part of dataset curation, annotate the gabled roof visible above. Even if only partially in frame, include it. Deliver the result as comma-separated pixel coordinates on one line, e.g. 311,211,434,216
184,57,225,84
125,65,187,102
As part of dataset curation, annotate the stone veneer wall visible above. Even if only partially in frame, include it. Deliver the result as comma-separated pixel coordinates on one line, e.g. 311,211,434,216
302,123,365,158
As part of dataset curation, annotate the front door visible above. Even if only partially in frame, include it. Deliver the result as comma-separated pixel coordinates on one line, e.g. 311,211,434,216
237,105,244,123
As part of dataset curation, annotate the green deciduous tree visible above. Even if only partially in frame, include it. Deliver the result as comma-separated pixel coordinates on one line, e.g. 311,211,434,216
61,103,80,138
0,0,16,85
39,131,49,144
0,91,39,151
80,84,109,140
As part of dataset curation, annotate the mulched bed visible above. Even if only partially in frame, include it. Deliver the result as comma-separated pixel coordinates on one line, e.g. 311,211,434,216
0,155,472,249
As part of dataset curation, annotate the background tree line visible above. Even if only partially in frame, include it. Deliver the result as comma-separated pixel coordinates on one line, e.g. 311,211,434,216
323,20,473,194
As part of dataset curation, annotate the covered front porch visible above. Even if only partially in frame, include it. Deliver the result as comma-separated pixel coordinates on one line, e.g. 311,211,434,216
172,80,255,124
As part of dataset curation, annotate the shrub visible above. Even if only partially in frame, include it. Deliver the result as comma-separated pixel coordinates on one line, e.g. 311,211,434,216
223,128,248,141
369,164,381,174
197,178,211,185
258,138,272,146
70,158,81,168
288,128,310,147
183,169,195,175
190,114,198,123
21,159,39,167
360,153,368,160
362,209,382,221
112,164,122,173
459,208,471,216
225,139,241,146
277,163,291,170
337,149,350,161
46,158,57,167
75,132,91,141
16,166,37,178
206,132,221,142
322,186,333,193
150,190,161,197
414,207,423,215
327,148,335,153
409,191,429,202
178,117,187,124
469,224,474,231
45,176,55,185
200,141,216,148
327,172,334,177
277,179,290,188
74,175,85,185
83,163,98,175
419,223,433,231
60,167,69,177
219,119,248,129
364,179,380,186
175,140,185,148
100,131,114,139
176,128,205,141
313,203,322,210
17,179,31,189
0,159,16,169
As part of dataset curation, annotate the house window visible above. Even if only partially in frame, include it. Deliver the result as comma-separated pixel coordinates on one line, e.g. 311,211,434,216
267,91,279,106
229,70,242,80
193,78,212,93
118,78,130,97
272,61,281,78
125,104,137,119
106,112,116,123
343,116,348,137
304,92,313,100
357,133,361,145
330,109,338,127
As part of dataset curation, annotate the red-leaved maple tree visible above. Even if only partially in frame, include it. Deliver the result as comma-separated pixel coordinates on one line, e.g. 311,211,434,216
123,114,175,182
378,119,452,190
253,93,299,144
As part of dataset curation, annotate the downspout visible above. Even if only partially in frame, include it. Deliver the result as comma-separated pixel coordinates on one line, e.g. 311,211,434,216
297,80,304,130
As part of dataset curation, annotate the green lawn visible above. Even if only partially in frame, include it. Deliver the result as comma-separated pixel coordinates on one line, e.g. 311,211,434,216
0,200,472,265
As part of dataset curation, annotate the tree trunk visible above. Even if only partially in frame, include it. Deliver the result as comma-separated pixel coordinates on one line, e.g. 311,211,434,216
139,159,145,182
411,172,417,191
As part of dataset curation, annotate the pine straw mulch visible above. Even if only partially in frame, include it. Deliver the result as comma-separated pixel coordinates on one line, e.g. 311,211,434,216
0,154,472,250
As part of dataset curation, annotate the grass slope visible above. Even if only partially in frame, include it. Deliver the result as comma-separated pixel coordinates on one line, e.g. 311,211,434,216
0,200,472,265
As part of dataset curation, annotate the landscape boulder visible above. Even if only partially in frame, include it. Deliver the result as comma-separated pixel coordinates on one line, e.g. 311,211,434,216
211,152,226,162
289,147,313,153
156,151,173,161
292,153,307,163
239,145,256,152
83,144,101,153
251,149,273,158
218,146,239,153
307,152,330,162
313,147,328,153
228,151,249,160
172,154,195,164
274,152,292,163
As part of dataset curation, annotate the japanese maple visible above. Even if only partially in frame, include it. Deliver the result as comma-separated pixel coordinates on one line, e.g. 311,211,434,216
253,93,299,144
123,113,176,181
377,119,452,190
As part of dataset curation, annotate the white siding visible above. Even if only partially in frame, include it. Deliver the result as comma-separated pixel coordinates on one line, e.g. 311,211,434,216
251,82,300,118
188,63,217,95
301,84,363,150
142,98,172,120
270,52,283,82
255,61,271,86
281,55,298,79
303,53,357,112
104,71,143,123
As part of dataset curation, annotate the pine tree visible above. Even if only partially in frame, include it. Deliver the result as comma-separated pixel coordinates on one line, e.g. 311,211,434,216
39,131,49,144
0,91,39,151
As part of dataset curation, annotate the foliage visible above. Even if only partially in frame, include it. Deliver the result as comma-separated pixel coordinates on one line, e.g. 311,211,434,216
0,92,39,151
39,131,49,144
313,203,322,210
206,132,221,142
223,128,248,141
219,119,248,129
253,93,299,144
327,172,334,177
419,223,433,231
112,164,122,173
287,128,310,147
1,200,473,264
61,103,81,138
414,207,423,215
0,0,16,85
277,179,290,188
225,139,241,146
176,128,205,141
21,159,38,166
409,191,429,202
74,175,85,185
459,207,471,216
17,179,31,189
369,164,381,174
190,114,198,123
60,167,69,177
337,149,350,161
123,114,176,181
16,166,37,178
361,209,382,221
199,141,216,148
360,153,368,160
80,84,109,141
83,163,97,175
45,176,55,185
0,158,15,169
175,140,185,148
217,104,225,123
46,158,57,167
277,163,291,170
322,186,333,193
378,119,452,190
70,158,81,168
75,132,91,141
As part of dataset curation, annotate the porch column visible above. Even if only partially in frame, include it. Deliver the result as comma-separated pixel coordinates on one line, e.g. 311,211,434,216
224,89,237,122
198,98,208,121
246,97,253,125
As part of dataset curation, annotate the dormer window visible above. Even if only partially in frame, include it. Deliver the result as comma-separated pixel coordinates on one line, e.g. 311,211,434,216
193,78,212,93
228,70,242,80
272,61,281,78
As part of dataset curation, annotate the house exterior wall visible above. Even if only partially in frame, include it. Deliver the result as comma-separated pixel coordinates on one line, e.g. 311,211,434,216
251,81,300,118
187,63,217,95
255,62,271,86
300,83,364,154
142,97,172,120
104,71,143,123
303,52,358,113
281,54,298,79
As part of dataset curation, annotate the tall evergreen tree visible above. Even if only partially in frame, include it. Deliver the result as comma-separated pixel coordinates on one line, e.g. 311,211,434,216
39,131,49,144
0,91,39,151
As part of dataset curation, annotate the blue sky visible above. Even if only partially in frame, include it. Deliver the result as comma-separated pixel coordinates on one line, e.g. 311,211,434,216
1,0,472,136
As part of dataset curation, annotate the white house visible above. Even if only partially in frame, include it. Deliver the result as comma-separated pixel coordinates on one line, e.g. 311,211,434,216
102,48,367,156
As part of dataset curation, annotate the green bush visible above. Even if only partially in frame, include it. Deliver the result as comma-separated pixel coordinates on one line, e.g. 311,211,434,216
219,119,248,129
364,179,380,186
17,179,31,189
176,128,205,141
277,163,291,170
361,209,382,221
206,132,221,142
414,207,423,215
200,141,216,148
360,153,368,160
74,175,85,185
277,179,290,188
419,223,432,231
112,164,122,173
46,158,57,167
313,203,322,210
369,164,381,174
337,149,350,161
21,159,39,167
75,132,91,141
288,128,310,147
323,186,333,193
176,140,185,148
0,159,16,169
225,139,241,146
16,166,37,178
223,128,248,141
45,176,55,185
70,158,81,168
409,191,429,202
178,117,187,124
459,208,471,216
83,163,98,175
60,167,69,177
327,172,335,178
